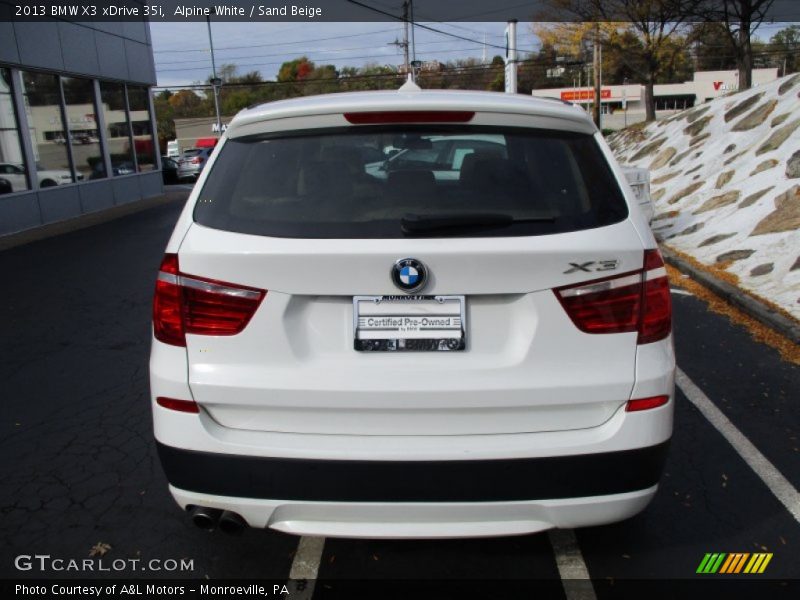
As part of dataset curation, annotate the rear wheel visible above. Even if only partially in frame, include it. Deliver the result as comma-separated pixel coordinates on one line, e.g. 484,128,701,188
40,179,57,187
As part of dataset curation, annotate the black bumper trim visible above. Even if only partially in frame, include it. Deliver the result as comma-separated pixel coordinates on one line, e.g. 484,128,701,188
157,440,670,503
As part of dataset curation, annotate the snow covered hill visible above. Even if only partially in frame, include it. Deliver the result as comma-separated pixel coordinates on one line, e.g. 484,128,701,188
609,74,800,320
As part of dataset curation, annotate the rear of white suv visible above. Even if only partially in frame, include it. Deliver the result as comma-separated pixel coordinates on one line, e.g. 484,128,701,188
149,88,674,538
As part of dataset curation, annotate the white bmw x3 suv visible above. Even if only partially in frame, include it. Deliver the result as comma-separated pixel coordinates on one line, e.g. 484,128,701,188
149,85,674,538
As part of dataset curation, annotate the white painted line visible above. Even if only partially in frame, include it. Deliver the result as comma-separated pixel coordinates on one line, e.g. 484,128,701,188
676,368,800,524
548,529,597,600
287,536,325,600
670,288,693,296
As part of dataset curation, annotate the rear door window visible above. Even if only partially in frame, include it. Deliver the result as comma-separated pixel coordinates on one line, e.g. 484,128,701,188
193,126,628,238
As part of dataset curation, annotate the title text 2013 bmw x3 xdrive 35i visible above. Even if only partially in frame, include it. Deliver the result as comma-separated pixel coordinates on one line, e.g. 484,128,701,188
150,85,674,538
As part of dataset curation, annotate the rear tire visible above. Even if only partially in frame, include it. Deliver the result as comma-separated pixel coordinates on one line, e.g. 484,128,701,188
40,179,57,188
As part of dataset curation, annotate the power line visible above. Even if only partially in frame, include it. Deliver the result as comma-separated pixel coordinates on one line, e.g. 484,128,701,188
345,0,511,51
153,62,509,90
155,38,489,67
155,46,490,73
153,27,400,54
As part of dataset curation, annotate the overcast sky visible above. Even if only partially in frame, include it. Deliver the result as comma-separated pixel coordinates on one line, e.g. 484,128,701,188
150,21,795,88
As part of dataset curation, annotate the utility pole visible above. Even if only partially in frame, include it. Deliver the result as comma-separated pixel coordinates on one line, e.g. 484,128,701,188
206,17,222,136
409,0,416,65
504,19,517,94
592,23,601,128
389,2,410,75
623,77,628,128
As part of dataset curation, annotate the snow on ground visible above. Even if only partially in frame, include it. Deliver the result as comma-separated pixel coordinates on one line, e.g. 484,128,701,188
609,74,800,320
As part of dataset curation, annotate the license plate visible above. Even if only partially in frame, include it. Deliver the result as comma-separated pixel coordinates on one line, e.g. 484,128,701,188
353,295,466,352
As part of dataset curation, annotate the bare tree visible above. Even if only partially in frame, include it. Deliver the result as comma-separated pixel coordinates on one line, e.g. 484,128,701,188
696,0,775,90
546,0,701,122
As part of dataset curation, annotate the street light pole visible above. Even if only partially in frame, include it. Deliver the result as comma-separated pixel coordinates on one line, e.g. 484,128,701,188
623,77,628,128
206,16,222,136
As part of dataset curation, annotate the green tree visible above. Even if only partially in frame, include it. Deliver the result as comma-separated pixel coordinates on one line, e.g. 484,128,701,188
769,25,800,74
153,92,175,148
689,22,738,71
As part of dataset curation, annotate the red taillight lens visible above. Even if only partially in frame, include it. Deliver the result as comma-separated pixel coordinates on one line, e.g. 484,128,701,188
555,272,642,334
343,111,475,124
191,157,202,164
153,254,184,346
555,249,672,344
626,395,670,412
156,396,200,413
152,253,266,347
638,250,672,344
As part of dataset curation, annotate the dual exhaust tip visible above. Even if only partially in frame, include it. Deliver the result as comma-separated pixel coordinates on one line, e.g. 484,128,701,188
189,506,247,535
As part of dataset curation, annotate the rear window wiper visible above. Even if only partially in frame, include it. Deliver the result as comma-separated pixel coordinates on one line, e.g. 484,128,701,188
400,212,555,234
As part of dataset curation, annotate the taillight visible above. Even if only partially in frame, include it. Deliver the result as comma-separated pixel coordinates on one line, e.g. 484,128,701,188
555,249,672,345
638,249,672,344
152,253,266,347
343,111,475,124
191,157,202,164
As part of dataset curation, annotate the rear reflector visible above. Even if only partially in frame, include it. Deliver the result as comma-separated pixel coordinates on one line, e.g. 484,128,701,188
156,397,200,414
344,111,475,124
153,253,266,347
555,248,672,345
626,395,670,412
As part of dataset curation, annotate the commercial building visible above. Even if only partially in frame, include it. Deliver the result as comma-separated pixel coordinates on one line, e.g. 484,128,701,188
173,116,229,154
0,12,160,236
534,68,780,129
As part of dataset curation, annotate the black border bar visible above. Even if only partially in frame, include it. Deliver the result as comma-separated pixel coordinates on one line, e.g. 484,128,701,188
157,440,670,502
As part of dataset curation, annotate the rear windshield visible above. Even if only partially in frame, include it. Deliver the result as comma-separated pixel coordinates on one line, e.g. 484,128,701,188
193,126,627,238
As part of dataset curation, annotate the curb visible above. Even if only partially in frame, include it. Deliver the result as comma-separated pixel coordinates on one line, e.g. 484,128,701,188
0,189,190,252
661,246,800,346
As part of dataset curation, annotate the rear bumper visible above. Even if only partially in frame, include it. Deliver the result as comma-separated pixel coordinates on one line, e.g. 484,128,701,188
157,440,669,503
169,484,661,538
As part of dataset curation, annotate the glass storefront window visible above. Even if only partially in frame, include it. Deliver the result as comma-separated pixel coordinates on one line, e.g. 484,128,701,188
0,68,29,194
20,71,75,186
99,81,135,177
62,77,103,181
127,86,156,172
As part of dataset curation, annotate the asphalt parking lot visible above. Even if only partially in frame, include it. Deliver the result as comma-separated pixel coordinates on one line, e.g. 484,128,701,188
1,194,798,598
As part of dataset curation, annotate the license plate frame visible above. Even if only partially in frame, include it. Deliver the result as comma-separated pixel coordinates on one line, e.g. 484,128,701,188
353,295,466,352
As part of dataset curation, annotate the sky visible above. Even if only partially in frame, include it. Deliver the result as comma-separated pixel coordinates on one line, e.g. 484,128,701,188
151,21,534,87
150,21,796,89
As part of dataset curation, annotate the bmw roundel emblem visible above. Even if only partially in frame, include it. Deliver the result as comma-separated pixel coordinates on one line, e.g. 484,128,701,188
392,258,428,293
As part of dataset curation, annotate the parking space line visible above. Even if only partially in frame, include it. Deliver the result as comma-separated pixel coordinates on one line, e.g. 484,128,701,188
548,529,597,600
287,536,325,600
676,368,800,523
670,288,693,296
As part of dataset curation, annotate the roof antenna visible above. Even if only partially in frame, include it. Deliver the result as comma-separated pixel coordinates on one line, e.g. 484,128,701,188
399,73,421,92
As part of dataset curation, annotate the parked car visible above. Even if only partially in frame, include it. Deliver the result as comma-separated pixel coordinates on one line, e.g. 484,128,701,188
150,85,674,538
176,148,212,181
0,162,82,190
161,156,179,184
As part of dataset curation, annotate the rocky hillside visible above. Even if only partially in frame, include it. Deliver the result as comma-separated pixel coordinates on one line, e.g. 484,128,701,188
609,74,800,320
